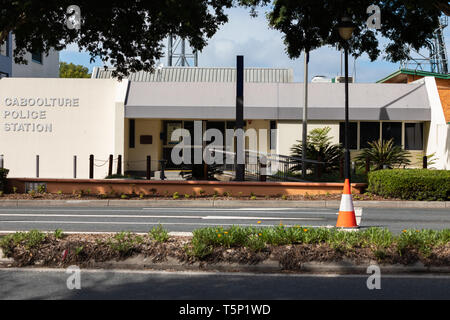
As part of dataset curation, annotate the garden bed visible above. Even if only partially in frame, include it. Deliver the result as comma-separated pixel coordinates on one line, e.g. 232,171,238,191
0,191,396,201
1,227,449,270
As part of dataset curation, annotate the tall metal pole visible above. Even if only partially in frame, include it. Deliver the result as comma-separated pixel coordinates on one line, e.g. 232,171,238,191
344,46,351,182
236,55,245,182
181,39,186,67
302,51,309,179
168,36,173,67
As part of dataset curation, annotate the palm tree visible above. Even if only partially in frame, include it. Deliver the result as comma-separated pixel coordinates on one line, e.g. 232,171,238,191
355,139,411,170
291,127,343,173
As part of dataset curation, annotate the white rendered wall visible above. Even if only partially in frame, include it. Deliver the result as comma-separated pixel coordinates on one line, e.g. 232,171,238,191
11,35,59,78
423,77,450,169
0,78,127,178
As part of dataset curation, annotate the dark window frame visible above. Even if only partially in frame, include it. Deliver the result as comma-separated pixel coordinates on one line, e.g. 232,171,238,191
129,119,135,149
382,122,402,147
31,51,43,64
360,122,381,149
339,122,358,150
404,123,424,150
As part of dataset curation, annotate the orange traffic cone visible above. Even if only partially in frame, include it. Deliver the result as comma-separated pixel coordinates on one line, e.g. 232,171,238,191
336,179,358,228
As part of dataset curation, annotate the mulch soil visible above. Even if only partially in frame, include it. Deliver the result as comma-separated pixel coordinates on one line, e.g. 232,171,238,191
2,234,449,269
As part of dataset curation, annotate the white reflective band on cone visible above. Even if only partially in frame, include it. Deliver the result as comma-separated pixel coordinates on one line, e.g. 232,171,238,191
339,194,354,212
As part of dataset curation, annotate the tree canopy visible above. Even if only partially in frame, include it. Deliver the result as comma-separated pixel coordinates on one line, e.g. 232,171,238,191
59,62,91,78
240,0,448,62
0,0,236,79
0,1,448,78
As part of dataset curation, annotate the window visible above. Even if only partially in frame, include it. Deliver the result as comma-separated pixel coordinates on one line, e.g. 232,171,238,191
129,119,135,148
339,122,358,149
270,120,277,150
31,51,43,64
0,38,9,57
382,122,402,146
360,122,380,149
405,123,423,150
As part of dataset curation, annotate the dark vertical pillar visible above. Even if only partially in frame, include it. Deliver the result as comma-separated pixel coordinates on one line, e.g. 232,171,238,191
423,156,428,169
89,155,94,179
73,156,77,179
108,154,113,176
117,155,122,175
36,155,39,178
160,160,166,181
236,55,245,182
147,156,152,180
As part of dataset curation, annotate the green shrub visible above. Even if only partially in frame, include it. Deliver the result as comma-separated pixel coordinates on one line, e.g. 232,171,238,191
0,168,9,192
0,230,46,256
368,169,450,201
54,229,65,239
106,232,142,254
37,184,46,194
149,224,170,243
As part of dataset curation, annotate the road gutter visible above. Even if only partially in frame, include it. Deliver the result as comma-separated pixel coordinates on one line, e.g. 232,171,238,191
0,199,448,209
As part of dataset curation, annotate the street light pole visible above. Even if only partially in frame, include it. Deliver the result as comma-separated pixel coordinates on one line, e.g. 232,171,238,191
338,16,355,183
344,45,350,182
302,51,309,179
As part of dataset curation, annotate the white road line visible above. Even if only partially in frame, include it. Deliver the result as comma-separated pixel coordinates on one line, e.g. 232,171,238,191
202,216,323,221
0,213,204,219
0,220,329,228
0,214,325,221
0,208,334,214
143,208,334,212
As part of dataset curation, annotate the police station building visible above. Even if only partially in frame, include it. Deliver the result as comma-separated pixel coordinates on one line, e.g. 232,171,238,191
0,66,448,179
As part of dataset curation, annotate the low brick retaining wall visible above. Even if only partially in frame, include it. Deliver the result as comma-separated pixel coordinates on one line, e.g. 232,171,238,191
7,178,366,196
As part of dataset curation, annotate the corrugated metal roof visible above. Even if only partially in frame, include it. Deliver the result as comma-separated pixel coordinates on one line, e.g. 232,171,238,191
92,67,294,83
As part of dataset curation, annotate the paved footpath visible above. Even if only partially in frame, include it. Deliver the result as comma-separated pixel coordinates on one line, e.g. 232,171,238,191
0,206,448,234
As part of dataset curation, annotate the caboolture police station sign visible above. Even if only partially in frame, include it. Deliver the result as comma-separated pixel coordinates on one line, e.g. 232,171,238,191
1,97,79,133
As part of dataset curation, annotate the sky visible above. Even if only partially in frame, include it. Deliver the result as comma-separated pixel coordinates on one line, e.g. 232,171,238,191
60,7,450,83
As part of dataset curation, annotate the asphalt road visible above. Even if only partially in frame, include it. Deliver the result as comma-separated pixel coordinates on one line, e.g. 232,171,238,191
0,207,449,234
1,269,449,300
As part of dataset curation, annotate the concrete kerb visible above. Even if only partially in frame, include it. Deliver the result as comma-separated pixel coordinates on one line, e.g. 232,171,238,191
0,199,448,209
1,249,450,274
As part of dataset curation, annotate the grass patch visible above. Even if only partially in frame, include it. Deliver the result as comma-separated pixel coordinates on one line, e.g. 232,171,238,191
188,226,448,258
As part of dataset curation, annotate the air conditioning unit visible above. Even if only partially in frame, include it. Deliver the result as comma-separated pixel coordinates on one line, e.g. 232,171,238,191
311,75,332,83
334,76,354,83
